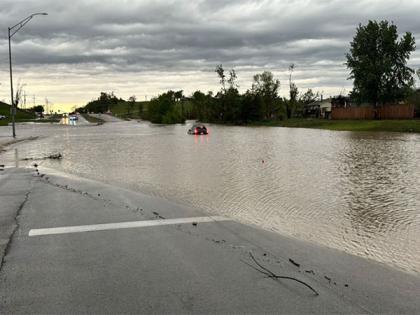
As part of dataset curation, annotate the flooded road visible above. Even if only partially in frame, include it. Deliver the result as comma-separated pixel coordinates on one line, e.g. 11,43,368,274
1,121,420,274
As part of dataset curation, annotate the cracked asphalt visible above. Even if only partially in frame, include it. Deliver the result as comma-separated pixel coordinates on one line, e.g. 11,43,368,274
1,167,420,314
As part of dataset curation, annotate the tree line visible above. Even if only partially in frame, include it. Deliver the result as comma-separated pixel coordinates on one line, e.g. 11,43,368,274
81,20,419,123
80,66,321,124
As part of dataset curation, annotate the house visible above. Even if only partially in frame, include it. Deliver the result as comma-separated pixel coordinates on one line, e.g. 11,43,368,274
303,98,332,119
331,96,352,108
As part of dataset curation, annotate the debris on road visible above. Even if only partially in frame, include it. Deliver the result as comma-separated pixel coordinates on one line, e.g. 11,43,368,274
23,153,63,161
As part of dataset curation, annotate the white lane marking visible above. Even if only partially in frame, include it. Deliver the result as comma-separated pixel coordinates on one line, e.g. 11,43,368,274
28,216,230,237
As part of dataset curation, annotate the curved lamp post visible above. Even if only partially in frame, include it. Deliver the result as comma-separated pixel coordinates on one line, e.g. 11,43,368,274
8,12,47,137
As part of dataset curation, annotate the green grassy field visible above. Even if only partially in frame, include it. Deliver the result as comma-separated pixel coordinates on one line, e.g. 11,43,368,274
0,102,36,126
106,100,192,121
107,101,420,133
108,101,149,120
80,113,105,124
252,119,420,133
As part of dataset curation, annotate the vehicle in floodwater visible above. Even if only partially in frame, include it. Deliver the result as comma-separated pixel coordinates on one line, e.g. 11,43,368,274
188,123,208,135
69,114,78,121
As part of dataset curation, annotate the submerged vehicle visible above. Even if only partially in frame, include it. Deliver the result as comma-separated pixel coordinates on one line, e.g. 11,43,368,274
188,123,208,135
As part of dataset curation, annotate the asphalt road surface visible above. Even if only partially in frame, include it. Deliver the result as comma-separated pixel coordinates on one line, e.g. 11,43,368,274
1,167,420,314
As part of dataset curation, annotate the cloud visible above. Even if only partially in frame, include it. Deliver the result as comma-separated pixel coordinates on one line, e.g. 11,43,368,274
0,0,419,106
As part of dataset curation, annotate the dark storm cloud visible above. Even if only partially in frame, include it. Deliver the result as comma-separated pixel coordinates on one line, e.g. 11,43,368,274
0,0,419,103
1,0,418,65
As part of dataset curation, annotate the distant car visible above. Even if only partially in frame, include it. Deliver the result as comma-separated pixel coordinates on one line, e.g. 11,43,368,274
188,123,208,135
0,115,6,120
69,115,78,121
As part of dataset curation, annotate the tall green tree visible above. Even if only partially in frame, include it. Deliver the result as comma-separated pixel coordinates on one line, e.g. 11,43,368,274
138,102,144,116
215,64,226,93
174,90,183,102
299,89,319,105
192,91,207,120
214,64,242,122
84,92,121,113
29,105,44,113
346,20,416,106
192,91,215,121
146,91,184,124
128,95,136,115
251,71,280,120
227,69,238,90
240,91,263,122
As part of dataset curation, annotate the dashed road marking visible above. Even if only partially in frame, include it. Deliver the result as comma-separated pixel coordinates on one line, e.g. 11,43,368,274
29,216,230,237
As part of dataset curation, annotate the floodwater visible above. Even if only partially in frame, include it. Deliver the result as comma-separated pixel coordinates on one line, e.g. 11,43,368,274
1,121,420,274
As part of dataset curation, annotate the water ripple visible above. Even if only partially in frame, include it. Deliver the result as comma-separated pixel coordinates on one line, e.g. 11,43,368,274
1,122,420,274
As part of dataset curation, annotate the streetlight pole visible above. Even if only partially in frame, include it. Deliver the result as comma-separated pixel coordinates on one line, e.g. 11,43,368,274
8,27,15,137
8,12,47,138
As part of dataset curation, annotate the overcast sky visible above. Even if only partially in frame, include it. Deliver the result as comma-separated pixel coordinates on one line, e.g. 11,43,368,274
1,0,419,111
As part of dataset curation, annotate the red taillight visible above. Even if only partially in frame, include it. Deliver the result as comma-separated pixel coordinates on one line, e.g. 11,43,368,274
195,128,198,134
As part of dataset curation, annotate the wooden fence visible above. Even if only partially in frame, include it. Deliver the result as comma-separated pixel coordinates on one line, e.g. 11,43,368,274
331,104,415,120
378,104,415,119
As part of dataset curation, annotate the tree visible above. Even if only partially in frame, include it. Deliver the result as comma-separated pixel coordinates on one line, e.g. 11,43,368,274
128,95,136,115
215,64,239,93
191,91,217,121
299,89,319,105
215,64,226,92
29,105,44,113
14,82,25,108
174,90,184,116
222,87,241,122
192,90,211,121
346,20,416,106
286,64,298,118
227,69,238,90
174,90,183,102
146,91,184,124
83,92,121,113
214,64,242,122
251,71,280,120
240,91,263,122
138,102,144,117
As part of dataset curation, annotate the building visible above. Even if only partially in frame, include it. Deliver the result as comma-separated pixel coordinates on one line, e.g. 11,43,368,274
331,96,352,108
303,98,332,119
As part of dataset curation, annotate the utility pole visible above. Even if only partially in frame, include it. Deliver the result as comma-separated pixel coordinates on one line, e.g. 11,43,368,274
8,27,15,137
8,12,48,137
45,97,49,114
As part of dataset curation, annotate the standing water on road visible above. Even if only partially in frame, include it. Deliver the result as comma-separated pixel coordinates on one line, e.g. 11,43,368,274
1,121,420,274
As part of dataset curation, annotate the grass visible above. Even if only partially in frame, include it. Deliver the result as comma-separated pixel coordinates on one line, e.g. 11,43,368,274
80,113,105,124
251,118,420,133
0,102,36,126
107,101,149,120
107,101,420,134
